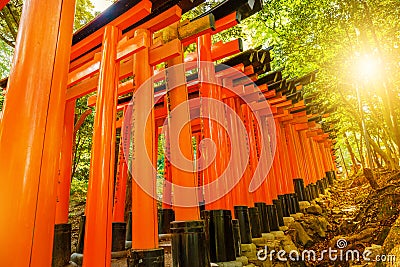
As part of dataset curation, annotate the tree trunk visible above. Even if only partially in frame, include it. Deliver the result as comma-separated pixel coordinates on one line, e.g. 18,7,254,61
353,131,365,168
344,132,359,174
363,168,379,190
367,133,396,170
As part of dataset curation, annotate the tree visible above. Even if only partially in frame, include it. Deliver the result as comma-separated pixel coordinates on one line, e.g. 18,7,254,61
0,0,96,79
229,0,400,171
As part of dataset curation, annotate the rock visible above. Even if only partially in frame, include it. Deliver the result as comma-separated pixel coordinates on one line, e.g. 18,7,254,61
291,213,304,220
306,204,322,215
265,240,278,251
241,243,257,260
271,231,285,239
289,222,313,247
252,237,266,247
249,258,273,267
317,217,329,232
279,226,289,231
330,228,376,248
236,256,249,266
283,217,295,227
241,243,257,252
215,261,243,267
261,260,273,267
242,251,258,261
364,244,382,260
262,233,275,241
299,201,311,211
380,216,400,258
283,244,298,254
70,253,83,266
302,216,327,238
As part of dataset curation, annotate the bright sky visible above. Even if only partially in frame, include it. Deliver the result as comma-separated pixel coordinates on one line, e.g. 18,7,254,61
92,0,113,12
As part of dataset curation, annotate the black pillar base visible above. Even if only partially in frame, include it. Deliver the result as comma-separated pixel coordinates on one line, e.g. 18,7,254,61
232,219,242,258
126,211,132,242
316,180,325,195
326,171,334,185
306,184,316,200
323,177,329,189
291,194,300,213
285,194,296,215
255,202,270,233
266,204,280,231
312,184,319,199
158,209,175,234
278,195,290,217
234,206,253,244
52,223,72,267
313,183,319,198
171,221,209,267
128,248,164,267
76,215,86,254
272,199,285,226
304,185,311,201
112,222,127,252
207,210,236,263
248,207,262,238
293,178,306,201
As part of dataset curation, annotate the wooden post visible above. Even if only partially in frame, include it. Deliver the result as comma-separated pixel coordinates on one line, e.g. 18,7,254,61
55,100,76,224
197,33,228,210
130,29,158,250
83,25,120,267
0,0,76,265
113,141,129,222
165,53,199,220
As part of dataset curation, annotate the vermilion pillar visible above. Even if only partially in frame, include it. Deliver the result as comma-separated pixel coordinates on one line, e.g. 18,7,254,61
292,123,309,181
260,115,276,204
272,118,289,195
295,127,312,186
225,97,250,206
0,0,76,265
162,129,173,209
113,141,129,222
252,112,273,204
131,29,158,250
235,99,254,207
55,100,76,224
83,25,120,267
166,54,199,220
197,33,227,210
242,105,265,203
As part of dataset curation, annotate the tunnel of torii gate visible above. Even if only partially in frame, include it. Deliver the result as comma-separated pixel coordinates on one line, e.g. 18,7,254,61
0,0,338,266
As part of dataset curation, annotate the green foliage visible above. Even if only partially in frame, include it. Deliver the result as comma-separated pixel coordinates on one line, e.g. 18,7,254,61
74,0,95,31
0,41,12,78
0,0,96,79
228,0,400,169
70,176,88,202
72,95,95,182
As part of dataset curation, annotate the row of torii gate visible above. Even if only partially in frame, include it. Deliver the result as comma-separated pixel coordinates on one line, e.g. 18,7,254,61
0,0,337,266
